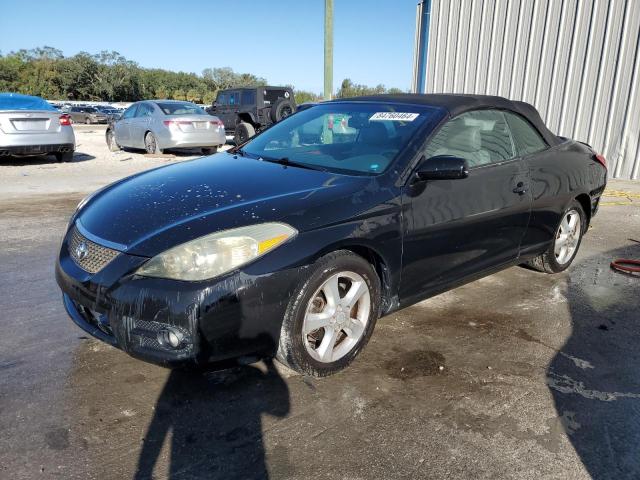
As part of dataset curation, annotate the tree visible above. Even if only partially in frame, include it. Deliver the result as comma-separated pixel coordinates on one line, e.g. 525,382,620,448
0,47,403,104
335,78,402,98
294,90,322,105
186,89,200,103
172,88,186,101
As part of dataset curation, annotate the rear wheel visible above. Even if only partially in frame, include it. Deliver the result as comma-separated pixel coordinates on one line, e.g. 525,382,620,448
55,151,73,162
106,129,120,152
276,250,381,377
144,132,162,154
233,121,255,145
201,147,218,155
526,200,586,273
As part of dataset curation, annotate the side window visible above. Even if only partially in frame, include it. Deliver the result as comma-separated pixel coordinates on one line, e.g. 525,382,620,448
425,110,515,167
122,105,138,119
504,112,547,156
241,90,256,105
136,103,153,117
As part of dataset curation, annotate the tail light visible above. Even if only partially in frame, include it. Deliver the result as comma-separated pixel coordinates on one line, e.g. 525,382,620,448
59,114,71,126
209,119,223,127
594,153,607,169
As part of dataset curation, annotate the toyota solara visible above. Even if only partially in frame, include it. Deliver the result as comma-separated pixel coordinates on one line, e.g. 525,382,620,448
56,94,607,376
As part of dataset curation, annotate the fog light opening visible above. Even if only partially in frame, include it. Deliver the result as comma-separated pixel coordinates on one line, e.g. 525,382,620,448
157,327,185,350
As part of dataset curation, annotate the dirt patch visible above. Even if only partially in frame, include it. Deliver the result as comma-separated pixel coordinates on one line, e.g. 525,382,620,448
384,350,446,379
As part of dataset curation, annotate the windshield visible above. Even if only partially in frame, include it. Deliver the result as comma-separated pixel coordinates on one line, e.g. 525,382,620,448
241,103,443,175
156,102,206,116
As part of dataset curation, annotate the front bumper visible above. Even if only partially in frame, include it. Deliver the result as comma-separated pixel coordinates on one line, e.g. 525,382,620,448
56,226,304,367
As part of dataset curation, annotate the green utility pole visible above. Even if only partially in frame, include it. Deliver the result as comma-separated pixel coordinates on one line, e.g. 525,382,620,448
324,0,334,100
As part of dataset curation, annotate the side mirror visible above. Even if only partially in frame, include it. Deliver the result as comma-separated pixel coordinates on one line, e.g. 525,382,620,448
415,155,469,181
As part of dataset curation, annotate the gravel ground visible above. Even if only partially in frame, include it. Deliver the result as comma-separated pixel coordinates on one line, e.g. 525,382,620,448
1,132,639,479
0,125,231,201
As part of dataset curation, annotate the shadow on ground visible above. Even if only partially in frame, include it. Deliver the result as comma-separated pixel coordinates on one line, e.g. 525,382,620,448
0,152,95,166
134,360,290,480
549,242,640,479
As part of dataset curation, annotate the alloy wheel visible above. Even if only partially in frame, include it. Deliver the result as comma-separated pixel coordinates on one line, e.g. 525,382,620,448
302,271,371,363
555,209,581,265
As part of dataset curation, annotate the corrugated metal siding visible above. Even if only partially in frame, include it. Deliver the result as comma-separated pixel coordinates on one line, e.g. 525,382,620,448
421,0,640,179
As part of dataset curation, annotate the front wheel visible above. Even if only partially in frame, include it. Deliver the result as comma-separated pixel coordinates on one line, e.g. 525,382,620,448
55,151,74,162
85,117,92,125
233,122,255,145
201,147,218,155
526,200,586,273
144,132,162,154
276,250,381,377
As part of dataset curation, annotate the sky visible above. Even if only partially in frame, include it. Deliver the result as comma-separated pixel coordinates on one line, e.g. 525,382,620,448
0,0,419,93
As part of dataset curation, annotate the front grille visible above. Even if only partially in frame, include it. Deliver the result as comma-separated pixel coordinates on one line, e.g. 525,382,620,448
69,227,120,273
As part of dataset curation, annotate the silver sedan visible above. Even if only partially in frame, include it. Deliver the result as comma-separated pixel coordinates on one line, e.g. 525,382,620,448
106,100,226,155
0,93,75,162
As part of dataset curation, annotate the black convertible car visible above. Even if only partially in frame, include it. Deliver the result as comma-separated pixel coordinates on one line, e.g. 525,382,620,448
56,94,607,376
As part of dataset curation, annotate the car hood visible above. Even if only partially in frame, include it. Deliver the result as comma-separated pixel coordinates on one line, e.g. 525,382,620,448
77,152,376,257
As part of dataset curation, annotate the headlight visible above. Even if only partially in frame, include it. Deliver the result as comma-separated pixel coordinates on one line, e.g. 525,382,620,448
136,222,297,281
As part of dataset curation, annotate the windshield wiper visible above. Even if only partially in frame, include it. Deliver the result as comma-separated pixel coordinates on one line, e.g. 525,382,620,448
260,156,327,172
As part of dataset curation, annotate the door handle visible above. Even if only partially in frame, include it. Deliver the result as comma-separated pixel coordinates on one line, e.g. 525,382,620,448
513,182,527,195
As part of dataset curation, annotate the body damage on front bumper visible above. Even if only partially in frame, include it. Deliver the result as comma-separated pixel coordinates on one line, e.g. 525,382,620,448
56,231,307,367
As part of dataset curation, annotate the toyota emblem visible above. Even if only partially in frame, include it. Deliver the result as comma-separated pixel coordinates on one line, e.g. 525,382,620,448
75,241,89,260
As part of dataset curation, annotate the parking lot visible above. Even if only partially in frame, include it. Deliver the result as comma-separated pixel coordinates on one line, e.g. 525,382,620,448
1,127,639,479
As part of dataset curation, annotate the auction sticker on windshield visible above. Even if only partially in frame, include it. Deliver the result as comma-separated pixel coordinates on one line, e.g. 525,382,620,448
369,112,419,121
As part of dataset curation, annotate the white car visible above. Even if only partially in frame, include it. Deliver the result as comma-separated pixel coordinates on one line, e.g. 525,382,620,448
106,100,226,155
0,93,75,162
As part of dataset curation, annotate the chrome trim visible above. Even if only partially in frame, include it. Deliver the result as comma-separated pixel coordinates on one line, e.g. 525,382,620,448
75,219,128,252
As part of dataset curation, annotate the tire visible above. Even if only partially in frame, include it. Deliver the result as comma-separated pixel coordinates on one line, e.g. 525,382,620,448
276,250,381,377
270,98,295,123
233,122,255,145
106,129,120,152
55,151,74,162
144,132,162,154
201,147,218,155
85,117,92,125
526,200,586,273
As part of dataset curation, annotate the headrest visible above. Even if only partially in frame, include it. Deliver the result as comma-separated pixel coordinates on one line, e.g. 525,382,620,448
445,127,481,152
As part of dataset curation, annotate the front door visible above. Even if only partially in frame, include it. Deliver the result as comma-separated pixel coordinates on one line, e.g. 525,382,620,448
400,109,532,304
129,102,154,148
114,104,138,147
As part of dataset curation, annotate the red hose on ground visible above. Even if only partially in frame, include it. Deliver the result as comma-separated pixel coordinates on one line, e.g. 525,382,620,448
610,259,640,274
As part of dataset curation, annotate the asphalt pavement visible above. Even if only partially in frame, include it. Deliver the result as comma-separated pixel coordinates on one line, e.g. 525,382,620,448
1,179,639,479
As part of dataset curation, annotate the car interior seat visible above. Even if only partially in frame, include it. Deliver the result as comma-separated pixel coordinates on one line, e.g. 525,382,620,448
434,127,490,167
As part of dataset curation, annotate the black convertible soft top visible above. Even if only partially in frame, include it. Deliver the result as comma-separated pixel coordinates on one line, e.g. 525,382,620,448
334,93,561,147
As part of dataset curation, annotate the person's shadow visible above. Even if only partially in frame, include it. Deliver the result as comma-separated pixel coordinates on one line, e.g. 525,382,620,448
134,358,290,480
548,242,640,478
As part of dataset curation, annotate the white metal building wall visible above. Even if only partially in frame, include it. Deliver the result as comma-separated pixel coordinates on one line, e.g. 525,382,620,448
419,0,640,179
